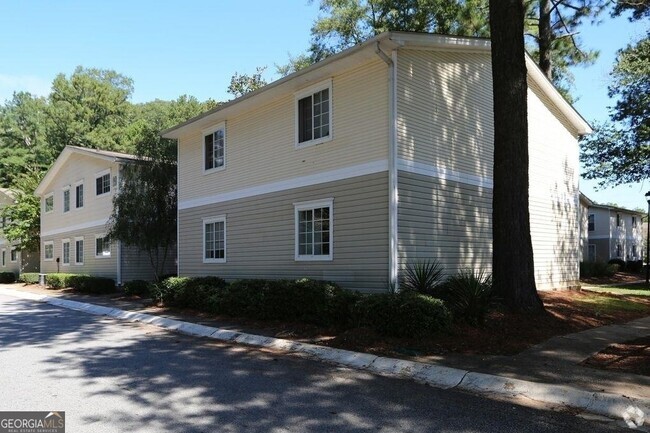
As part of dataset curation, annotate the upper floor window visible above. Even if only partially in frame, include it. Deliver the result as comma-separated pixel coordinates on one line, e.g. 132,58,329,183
588,214,594,231
96,170,111,196
44,193,54,214
296,80,332,147
63,187,70,213
616,213,621,227
295,198,333,261
204,124,225,172
632,216,637,227
75,181,84,208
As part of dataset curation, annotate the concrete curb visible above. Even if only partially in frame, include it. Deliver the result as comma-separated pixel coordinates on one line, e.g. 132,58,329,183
1,286,648,424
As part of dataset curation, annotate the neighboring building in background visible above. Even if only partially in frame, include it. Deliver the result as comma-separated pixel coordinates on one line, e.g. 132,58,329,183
0,188,38,275
579,192,594,263
34,146,176,284
585,202,644,263
163,32,591,292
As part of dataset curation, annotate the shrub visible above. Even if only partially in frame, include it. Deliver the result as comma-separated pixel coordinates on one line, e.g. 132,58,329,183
580,261,618,278
18,272,40,284
439,269,493,326
0,272,16,284
608,258,626,271
401,259,445,296
122,280,153,297
44,273,115,293
46,273,82,289
627,260,644,273
355,291,451,338
152,276,227,308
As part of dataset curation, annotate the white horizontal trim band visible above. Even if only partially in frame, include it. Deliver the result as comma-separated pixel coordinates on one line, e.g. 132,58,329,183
179,159,389,210
397,159,493,189
41,218,109,237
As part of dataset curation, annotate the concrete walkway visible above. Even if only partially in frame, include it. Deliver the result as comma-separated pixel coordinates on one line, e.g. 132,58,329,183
1,283,649,428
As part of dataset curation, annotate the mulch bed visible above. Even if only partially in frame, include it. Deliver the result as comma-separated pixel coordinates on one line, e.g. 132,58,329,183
581,336,650,377
581,271,645,285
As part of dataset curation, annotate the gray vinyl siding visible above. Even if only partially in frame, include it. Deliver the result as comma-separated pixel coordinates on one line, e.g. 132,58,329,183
41,224,116,279
120,244,177,282
590,239,610,263
397,171,492,276
178,172,389,292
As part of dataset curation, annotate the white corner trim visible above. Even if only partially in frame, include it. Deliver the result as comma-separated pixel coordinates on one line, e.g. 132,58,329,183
388,49,399,291
41,218,110,237
397,159,493,189
179,159,389,210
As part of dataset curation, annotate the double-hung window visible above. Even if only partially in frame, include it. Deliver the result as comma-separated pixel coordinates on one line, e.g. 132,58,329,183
63,186,70,213
587,214,594,231
95,235,111,258
10,248,16,262
96,170,111,196
44,241,54,261
75,237,84,265
75,181,84,208
296,80,332,147
204,124,225,172
44,193,54,214
62,239,70,266
294,199,333,261
203,216,226,263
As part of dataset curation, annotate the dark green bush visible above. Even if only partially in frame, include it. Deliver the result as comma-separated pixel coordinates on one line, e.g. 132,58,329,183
580,261,618,278
44,273,115,293
401,259,445,296
438,269,493,326
355,291,451,337
627,260,643,273
0,272,16,283
46,273,82,289
122,280,153,297
18,272,40,284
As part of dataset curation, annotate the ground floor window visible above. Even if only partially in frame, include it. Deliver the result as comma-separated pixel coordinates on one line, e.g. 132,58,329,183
1,250,5,267
203,216,226,263
75,237,84,265
294,198,333,261
95,235,111,258
10,248,17,262
44,241,54,261
62,240,70,265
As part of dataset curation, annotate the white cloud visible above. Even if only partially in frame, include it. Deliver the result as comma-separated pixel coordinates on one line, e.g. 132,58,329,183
0,74,51,103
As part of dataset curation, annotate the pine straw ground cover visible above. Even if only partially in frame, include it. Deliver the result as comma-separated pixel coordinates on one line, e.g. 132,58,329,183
581,336,650,377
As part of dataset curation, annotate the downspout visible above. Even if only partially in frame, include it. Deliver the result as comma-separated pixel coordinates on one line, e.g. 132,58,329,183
116,163,122,286
375,41,399,291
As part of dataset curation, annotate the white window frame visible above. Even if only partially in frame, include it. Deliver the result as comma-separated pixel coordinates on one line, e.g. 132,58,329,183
44,193,54,214
74,236,84,265
44,241,54,262
95,234,111,258
294,198,334,261
75,180,84,209
295,79,333,148
202,123,226,174
95,169,111,197
62,239,70,266
62,185,71,213
203,216,226,264
9,247,17,263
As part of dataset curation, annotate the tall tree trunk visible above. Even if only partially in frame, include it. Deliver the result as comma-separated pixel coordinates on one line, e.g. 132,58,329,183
538,0,554,80
489,0,545,312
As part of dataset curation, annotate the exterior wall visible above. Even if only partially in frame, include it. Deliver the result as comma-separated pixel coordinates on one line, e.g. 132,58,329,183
177,57,389,205
397,171,492,275
41,224,117,279
121,244,177,282
396,48,581,290
579,199,589,262
178,173,389,292
587,207,644,262
590,239,609,263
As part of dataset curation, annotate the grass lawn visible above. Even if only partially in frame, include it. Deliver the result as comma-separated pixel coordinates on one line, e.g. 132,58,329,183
582,282,650,297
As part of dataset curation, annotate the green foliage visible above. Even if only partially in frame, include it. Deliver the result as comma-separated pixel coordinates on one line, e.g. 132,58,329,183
45,273,115,293
612,0,650,21
580,261,618,278
18,272,40,284
0,171,42,252
355,291,452,337
276,53,315,77
438,269,493,326
581,33,650,186
0,272,16,283
227,66,269,98
122,280,153,297
401,259,445,295
45,273,83,289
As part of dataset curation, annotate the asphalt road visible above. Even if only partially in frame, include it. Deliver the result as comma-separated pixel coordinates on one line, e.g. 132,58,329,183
0,293,626,433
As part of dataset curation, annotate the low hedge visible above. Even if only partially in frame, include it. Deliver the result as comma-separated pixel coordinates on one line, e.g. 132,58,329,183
122,280,153,297
18,272,40,284
45,273,116,294
152,276,450,335
580,261,618,278
0,271,16,284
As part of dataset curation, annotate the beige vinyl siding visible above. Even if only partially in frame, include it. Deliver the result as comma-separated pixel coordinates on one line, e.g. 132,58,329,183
0,244,21,275
528,86,580,290
120,244,177,282
178,58,389,203
41,224,117,279
179,172,389,292
40,154,119,234
397,171,492,275
396,49,494,180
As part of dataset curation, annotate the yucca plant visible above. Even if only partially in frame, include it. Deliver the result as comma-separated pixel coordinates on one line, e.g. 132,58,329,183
441,269,493,326
401,259,445,296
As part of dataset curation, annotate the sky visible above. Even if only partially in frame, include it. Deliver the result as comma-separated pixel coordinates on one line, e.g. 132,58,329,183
0,1,648,210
